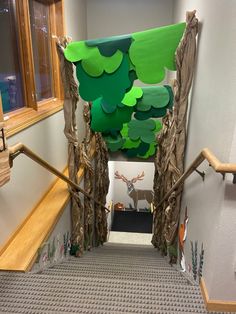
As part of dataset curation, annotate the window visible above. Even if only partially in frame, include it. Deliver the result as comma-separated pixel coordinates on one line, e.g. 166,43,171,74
0,0,64,136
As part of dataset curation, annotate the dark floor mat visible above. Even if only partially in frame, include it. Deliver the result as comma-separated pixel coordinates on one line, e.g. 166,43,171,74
111,211,153,233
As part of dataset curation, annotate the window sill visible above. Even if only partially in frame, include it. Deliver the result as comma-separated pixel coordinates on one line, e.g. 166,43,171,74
5,99,64,138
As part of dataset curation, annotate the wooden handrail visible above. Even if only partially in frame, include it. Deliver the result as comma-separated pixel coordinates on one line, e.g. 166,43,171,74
9,142,110,212
157,148,236,208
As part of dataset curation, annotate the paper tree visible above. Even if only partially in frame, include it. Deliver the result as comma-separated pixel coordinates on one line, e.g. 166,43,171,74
64,22,185,158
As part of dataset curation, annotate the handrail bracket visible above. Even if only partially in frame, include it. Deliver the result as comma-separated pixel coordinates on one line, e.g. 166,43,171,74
195,169,205,181
233,173,236,184
9,150,22,168
220,172,226,181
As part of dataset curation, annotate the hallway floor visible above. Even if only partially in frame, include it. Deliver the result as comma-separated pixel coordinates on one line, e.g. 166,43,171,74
108,231,152,245
0,242,230,313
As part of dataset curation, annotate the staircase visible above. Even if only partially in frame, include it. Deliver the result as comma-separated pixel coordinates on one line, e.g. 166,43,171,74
0,243,227,313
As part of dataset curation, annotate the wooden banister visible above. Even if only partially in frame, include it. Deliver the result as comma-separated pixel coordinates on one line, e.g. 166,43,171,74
157,148,236,208
9,142,110,212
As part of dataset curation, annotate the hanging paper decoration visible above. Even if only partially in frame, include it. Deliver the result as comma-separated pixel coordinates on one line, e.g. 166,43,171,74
121,86,143,107
128,119,156,144
64,41,123,76
120,124,141,149
76,54,131,105
134,85,174,120
64,21,185,159
90,86,171,158
86,34,132,56
138,142,157,159
64,22,185,103
129,23,186,83
91,97,134,132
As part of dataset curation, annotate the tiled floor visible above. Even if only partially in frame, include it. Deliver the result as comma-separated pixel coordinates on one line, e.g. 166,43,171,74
108,231,153,245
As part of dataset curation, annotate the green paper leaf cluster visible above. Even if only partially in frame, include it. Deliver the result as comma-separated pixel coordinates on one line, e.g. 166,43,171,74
129,23,186,83
64,22,185,158
121,86,143,107
86,34,132,57
91,97,133,132
128,119,156,144
76,54,131,105
103,134,125,152
90,86,168,158
134,85,174,120
64,41,123,77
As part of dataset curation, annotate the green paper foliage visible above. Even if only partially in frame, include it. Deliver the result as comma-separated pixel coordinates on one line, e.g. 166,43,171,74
138,142,157,159
135,107,166,120
134,85,174,120
136,86,170,111
129,22,186,83
128,119,156,144
64,22,184,159
125,141,150,158
122,86,143,107
64,41,123,77
100,99,117,113
91,97,134,132
103,134,125,152
76,54,131,105
86,34,132,57
120,124,141,149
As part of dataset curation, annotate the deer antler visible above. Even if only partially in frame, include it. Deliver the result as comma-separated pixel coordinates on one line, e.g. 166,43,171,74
131,171,145,183
114,171,128,183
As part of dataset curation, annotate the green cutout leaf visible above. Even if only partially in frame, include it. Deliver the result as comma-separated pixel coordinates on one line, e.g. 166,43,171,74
76,54,131,105
101,99,117,113
136,86,170,112
138,142,157,159
129,22,186,83
128,119,156,144
134,107,167,120
64,41,123,77
86,34,132,57
120,124,141,149
125,142,150,158
134,85,174,120
103,134,125,152
155,120,162,133
91,98,134,132
122,86,143,107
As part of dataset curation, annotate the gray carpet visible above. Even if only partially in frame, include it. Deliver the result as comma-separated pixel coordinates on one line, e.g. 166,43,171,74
0,243,229,313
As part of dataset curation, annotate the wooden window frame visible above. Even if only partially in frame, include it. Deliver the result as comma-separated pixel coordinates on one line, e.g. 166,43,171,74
1,0,65,137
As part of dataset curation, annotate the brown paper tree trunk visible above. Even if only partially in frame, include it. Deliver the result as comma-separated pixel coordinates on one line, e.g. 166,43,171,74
152,11,198,262
57,37,84,257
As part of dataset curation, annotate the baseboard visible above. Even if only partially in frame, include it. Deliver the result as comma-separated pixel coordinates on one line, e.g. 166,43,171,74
200,278,236,312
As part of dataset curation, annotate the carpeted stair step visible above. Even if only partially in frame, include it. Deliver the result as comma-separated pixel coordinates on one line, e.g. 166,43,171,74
42,269,189,285
0,242,229,313
0,272,224,314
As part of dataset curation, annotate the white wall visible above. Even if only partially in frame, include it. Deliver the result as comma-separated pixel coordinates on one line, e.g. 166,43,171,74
87,0,173,38
106,161,115,232
111,161,154,209
173,0,236,300
0,0,87,249
64,0,88,142
0,112,68,248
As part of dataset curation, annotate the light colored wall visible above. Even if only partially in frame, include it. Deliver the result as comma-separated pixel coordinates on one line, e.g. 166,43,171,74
64,0,87,41
173,0,236,300
0,112,67,247
64,0,87,141
0,0,87,248
106,161,115,232
86,0,173,38
111,161,154,209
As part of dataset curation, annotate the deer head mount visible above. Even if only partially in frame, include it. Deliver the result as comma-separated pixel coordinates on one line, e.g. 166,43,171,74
114,171,153,210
